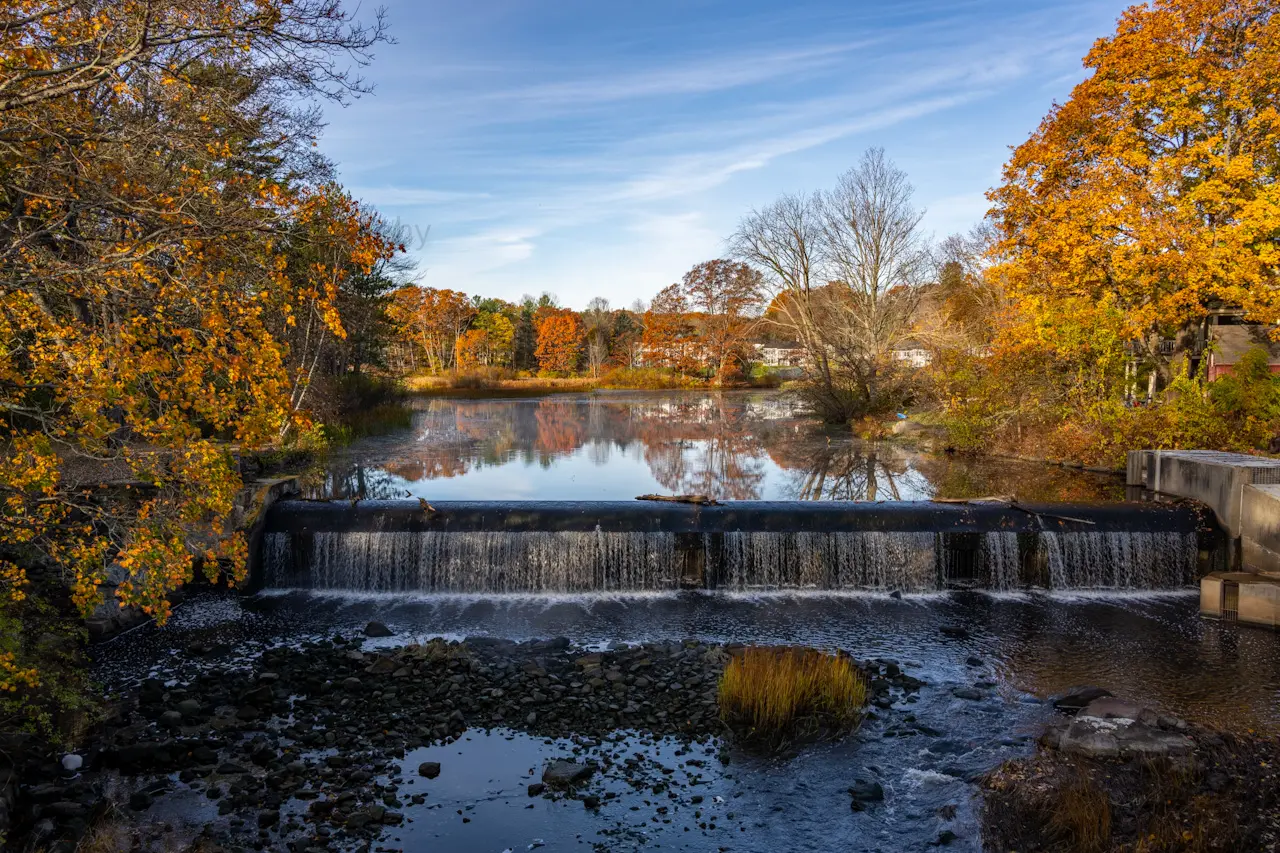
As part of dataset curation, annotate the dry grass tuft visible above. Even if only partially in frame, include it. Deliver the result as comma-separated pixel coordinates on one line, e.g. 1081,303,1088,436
718,646,866,748
1047,770,1112,853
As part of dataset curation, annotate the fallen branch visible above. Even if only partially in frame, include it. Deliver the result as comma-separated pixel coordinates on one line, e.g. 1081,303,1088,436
636,494,719,506
932,496,1095,526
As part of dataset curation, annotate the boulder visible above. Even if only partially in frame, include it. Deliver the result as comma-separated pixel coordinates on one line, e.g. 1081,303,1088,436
542,760,593,788
1053,715,1194,759
1080,697,1161,727
417,761,441,779
363,621,394,638
1052,686,1112,715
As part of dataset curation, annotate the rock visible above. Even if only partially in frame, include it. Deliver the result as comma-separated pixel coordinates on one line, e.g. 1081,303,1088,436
160,710,183,728
1079,697,1161,727
939,625,969,639
582,795,601,809
418,761,441,779
128,791,151,811
952,687,984,701
60,754,82,773
363,621,394,638
1052,686,1113,715
527,783,545,797
542,760,593,788
889,591,903,600
933,829,959,846
258,809,280,828
1055,715,1194,759
176,699,202,717
965,656,984,667
848,780,884,811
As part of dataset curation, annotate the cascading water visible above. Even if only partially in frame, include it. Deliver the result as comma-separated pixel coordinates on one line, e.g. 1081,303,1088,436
1041,531,1198,590
979,532,1023,592
263,529,680,593
716,531,938,592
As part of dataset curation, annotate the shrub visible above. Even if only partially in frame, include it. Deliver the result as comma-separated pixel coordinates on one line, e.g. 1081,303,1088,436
718,646,866,749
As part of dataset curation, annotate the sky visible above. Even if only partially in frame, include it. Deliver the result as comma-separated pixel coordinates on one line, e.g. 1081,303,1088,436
318,0,1133,309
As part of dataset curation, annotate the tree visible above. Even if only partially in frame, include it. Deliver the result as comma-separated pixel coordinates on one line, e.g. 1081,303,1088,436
642,284,702,374
678,260,764,376
733,149,930,420
535,310,584,373
988,0,1280,387
582,297,614,377
0,0,393,674
387,287,475,372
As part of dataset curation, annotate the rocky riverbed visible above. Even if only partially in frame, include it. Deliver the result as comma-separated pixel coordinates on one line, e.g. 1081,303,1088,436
10,625,936,852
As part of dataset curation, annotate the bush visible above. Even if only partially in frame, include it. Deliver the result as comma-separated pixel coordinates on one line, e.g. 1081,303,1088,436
718,646,866,749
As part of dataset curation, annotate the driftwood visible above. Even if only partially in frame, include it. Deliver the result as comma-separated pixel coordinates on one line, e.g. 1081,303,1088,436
635,494,719,506
417,498,437,514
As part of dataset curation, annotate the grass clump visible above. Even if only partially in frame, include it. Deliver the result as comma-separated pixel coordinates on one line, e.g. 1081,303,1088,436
717,646,866,749
1048,770,1112,853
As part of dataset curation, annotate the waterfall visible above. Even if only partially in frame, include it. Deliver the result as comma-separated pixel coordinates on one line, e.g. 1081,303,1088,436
1041,531,1198,590
716,531,938,592
979,532,1022,592
262,529,680,593
261,526,1201,594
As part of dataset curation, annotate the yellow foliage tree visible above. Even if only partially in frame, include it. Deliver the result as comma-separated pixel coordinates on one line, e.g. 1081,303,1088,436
0,0,394,683
989,0,1280,376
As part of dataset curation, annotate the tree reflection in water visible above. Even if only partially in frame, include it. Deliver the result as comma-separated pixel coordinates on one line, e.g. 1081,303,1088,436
307,393,1124,503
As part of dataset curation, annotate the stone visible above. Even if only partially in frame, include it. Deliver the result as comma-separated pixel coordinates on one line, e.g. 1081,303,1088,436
363,621,394,638
1079,697,1161,727
258,809,280,828
1054,715,1195,759
848,780,884,811
1052,686,1113,715
176,699,202,717
418,761,441,779
128,791,152,811
527,783,545,797
582,795,601,809
939,625,969,639
965,656,984,667
952,688,984,701
542,760,593,788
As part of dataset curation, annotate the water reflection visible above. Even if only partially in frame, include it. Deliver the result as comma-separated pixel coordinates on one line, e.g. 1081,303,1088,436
309,392,1123,503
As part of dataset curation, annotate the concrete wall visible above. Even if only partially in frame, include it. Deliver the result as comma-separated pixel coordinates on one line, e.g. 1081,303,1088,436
1128,450,1280,540
1241,484,1280,577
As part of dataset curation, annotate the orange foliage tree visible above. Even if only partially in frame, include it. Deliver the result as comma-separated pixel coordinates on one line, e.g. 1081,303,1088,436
989,0,1280,383
0,0,393,690
534,310,585,373
388,286,476,372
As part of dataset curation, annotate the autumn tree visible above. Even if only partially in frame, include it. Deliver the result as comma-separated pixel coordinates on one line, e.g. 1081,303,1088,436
0,0,393,695
387,286,475,372
582,297,614,377
642,285,703,375
733,149,930,420
988,0,1280,391
535,310,585,374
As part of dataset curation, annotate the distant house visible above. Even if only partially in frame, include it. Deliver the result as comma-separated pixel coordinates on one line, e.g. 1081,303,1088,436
891,340,932,369
755,344,806,367
1206,323,1280,381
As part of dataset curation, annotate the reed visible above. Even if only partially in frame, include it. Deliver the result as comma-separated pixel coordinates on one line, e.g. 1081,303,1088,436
1048,771,1112,853
717,646,866,748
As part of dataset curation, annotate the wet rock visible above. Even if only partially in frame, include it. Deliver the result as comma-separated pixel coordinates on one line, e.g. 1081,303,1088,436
952,687,984,701
257,809,280,828
417,761,441,779
527,783,545,797
965,656,983,667
1052,686,1112,715
848,780,884,811
363,621,393,638
933,829,959,846
128,791,151,811
582,794,601,809
542,760,593,788
1080,697,1161,727
939,625,969,639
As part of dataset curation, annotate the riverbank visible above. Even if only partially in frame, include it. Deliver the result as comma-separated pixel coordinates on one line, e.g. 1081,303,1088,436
401,367,787,397
982,690,1280,851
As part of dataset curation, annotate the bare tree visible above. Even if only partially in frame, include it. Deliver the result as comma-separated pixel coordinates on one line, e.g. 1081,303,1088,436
732,148,931,421
583,297,612,377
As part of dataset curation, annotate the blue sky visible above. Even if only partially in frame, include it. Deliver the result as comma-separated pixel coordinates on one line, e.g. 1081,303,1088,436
320,0,1132,308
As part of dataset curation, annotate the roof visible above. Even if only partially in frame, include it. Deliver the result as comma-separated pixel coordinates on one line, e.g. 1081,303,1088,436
1210,324,1280,365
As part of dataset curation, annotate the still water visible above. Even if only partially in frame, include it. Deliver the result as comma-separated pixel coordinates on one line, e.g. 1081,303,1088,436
309,391,1123,502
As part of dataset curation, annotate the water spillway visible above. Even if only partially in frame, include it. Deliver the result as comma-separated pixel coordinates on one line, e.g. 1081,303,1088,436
258,500,1209,594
